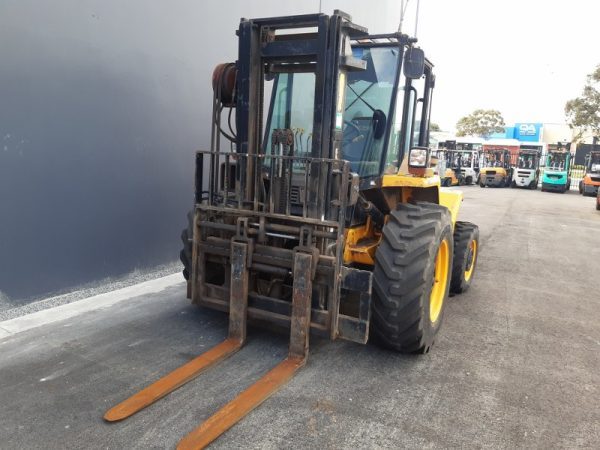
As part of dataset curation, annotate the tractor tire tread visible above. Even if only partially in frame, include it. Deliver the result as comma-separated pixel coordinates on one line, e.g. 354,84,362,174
450,221,479,294
371,202,453,354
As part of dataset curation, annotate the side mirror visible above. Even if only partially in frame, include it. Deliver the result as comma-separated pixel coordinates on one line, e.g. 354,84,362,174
403,47,425,79
372,109,387,140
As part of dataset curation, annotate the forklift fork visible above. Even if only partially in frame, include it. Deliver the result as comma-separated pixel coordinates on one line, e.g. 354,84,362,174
105,240,315,450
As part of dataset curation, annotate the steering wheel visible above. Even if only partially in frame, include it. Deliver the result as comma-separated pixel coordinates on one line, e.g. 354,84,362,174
342,119,364,145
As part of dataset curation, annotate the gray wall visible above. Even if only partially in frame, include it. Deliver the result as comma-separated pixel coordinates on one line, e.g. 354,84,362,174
0,0,397,301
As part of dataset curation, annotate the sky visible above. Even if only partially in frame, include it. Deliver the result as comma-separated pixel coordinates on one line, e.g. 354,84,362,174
396,0,600,131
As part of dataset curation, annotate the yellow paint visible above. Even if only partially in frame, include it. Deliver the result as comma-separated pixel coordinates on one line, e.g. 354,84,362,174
480,167,507,177
382,173,440,188
343,217,380,265
439,190,462,226
343,168,464,267
442,168,461,186
464,239,477,282
429,238,449,323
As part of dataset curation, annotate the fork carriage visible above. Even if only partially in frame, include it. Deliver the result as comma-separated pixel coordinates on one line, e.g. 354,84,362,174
191,149,372,344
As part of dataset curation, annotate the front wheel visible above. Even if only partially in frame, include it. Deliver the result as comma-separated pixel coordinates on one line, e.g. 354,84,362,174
371,202,453,354
450,222,479,294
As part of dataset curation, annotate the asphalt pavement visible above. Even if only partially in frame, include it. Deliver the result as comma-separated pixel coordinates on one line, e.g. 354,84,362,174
1,186,599,449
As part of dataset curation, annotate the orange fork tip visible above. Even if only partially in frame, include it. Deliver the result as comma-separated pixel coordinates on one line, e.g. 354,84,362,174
104,338,243,422
177,356,306,450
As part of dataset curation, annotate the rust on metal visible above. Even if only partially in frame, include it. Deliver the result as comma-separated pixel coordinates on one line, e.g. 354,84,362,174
288,251,314,359
228,240,249,341
177,356,305,450
105,240,251,423
176,251,314,449
104,338,243,422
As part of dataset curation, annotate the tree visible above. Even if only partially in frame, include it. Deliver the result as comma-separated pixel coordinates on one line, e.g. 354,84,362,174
565,64,600,141
430,122,441,132
455,109,505,138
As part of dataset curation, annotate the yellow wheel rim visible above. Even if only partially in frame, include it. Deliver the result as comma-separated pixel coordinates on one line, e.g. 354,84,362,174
429,239,450,323
464,239,477,282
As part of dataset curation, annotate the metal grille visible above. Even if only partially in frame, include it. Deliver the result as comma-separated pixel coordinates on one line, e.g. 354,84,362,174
195,150,351,227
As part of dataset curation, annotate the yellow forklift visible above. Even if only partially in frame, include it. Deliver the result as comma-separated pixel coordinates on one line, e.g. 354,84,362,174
479,148,513,187
105,11,480,448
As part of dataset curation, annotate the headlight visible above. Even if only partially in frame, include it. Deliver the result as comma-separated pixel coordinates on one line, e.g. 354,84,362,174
408,147,429,168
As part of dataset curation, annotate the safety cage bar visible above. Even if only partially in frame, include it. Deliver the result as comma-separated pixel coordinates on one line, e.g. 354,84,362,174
194,149,355,228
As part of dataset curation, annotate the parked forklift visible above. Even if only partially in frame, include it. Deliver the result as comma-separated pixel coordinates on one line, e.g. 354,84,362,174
511,145,542,189
479,148,513,187
438,139,481,186
578,150,600,196
105,11,479,449
541,143,572,193
438,148,464,186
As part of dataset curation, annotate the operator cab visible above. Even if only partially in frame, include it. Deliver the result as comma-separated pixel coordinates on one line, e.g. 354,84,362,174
264,32,434,183
482,149,511,169
547,151,568,170
585,151,600,174
517,146,541,170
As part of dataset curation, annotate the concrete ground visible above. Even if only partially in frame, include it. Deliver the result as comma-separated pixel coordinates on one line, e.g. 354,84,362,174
1,187,599,449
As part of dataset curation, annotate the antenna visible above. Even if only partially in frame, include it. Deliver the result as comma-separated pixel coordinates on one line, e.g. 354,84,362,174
397,0,410,33
398,0,422,37
414,0,421,38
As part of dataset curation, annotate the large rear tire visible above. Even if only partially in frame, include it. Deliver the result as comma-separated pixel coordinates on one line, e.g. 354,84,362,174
371,203,453,354
450,222,479,294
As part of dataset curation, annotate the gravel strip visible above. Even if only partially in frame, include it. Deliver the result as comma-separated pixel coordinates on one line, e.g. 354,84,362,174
0,261,182,321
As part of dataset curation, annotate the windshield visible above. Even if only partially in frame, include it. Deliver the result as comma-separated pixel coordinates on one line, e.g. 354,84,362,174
264,72,315,158
342,46,399,177
457,151,477,167
445,151,463,168
518,153,537,169
547,153,568,170
482,151,508,168
589,153,600,172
